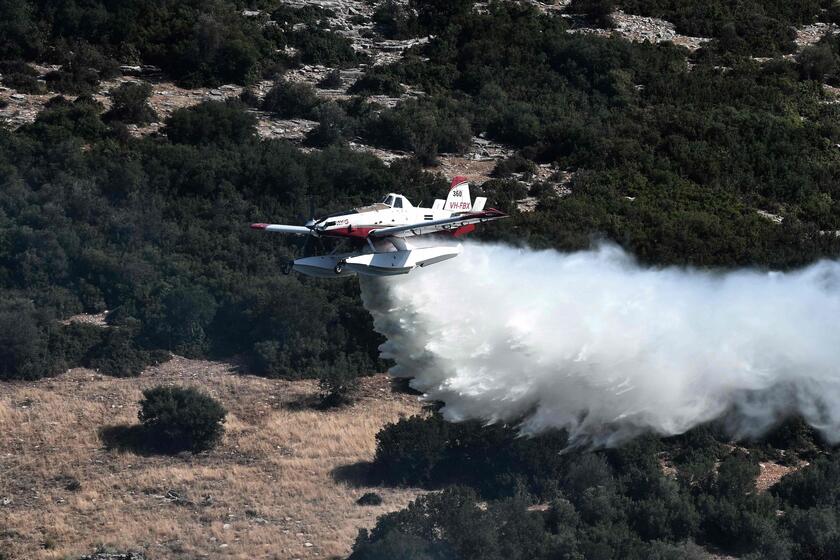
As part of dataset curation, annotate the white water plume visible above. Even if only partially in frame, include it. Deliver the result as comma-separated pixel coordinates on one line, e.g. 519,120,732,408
360,243,840,447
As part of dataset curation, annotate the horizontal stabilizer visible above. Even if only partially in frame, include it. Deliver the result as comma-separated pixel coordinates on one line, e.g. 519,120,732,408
472,197,487,212
251,223,313,235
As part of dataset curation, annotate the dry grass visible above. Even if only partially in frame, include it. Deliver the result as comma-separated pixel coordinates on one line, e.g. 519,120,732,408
0,357,425,559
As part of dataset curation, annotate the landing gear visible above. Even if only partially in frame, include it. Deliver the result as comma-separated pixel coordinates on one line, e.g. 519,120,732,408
282,261,294,275
334,261,345,275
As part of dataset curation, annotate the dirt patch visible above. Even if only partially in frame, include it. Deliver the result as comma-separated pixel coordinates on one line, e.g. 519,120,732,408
0,357,424,559
756,461,807,493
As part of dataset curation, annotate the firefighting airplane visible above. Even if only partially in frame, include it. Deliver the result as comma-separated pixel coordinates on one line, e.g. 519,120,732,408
250,176,506,277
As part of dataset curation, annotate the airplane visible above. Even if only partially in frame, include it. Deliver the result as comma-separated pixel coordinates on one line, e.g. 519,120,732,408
250,176,507,277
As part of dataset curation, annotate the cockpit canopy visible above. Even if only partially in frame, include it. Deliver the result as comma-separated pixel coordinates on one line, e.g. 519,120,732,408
381,193,413,209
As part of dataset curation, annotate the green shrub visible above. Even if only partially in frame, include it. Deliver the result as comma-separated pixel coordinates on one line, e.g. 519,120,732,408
0,61,45,93
104,82,157,125
138,386,227,453
491,155,537,178
0,298,65,380
261,80,320,118
348,72,405,97
165,99,256,145
568,0,616,28
59,322,104,366
291,29,362,67
318,69,343,89
318,358,359,408
84,328,163,378
373,1,421,39
305,102,356,147
357,492,383,506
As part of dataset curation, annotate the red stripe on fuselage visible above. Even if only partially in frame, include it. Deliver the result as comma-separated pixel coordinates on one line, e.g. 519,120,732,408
322,226,378,238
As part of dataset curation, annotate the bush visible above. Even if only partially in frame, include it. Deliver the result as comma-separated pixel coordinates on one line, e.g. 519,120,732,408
291,29,361,67
569,0,616,28
0,299,64,380
373,1,421,39
261,80,320,118
104,82,157,124
318,358,359,407
0,61,45,93
798,43,840,82
84,327,164,378
411,0,475,34
363,97,472,164
348,71,405,97
239,88,260,108
491,155,537,178
318,69,343,89
138,386,226,453
165,99,256,145
59,322,104,366
305,102,356,147
357,492,384,506
21,95,109,142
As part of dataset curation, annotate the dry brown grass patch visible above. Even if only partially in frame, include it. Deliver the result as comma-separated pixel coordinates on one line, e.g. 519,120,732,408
0,358,424,559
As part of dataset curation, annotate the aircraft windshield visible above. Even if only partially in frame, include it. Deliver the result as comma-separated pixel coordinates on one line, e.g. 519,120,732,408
383,195,395,206
354,202,391,213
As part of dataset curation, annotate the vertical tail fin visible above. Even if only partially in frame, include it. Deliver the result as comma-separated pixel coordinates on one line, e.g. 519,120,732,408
445,176,472,212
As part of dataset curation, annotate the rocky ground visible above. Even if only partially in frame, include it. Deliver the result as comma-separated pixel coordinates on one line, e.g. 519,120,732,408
567,9,710,51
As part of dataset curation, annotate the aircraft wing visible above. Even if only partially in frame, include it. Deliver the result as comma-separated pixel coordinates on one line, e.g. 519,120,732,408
250,223,313,235
368,209,507,238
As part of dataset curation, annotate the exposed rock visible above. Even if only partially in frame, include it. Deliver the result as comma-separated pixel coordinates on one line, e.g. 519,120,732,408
568,10,710,51
756,209,784,224
795,22,840,49
254,115,319,141
60,311,110,327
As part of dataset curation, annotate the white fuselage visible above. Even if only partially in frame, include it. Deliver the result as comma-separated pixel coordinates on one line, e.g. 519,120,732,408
311,193,464,240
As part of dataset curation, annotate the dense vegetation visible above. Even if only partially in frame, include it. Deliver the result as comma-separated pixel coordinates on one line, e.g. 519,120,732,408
0,0,358,89
350,413,836,559
0,97,445,381
347,1,840,267
0,2,838,376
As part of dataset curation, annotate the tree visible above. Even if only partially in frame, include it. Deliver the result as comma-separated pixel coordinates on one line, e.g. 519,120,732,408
104,82,158,124
138,386,227,453
797,42,839,82
0,299,57,380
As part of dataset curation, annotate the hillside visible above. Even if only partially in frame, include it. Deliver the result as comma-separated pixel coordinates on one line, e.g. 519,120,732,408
0,359,423,558
3,1,840,559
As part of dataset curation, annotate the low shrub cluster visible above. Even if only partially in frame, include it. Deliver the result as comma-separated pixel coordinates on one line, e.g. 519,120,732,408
357,413,836,559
